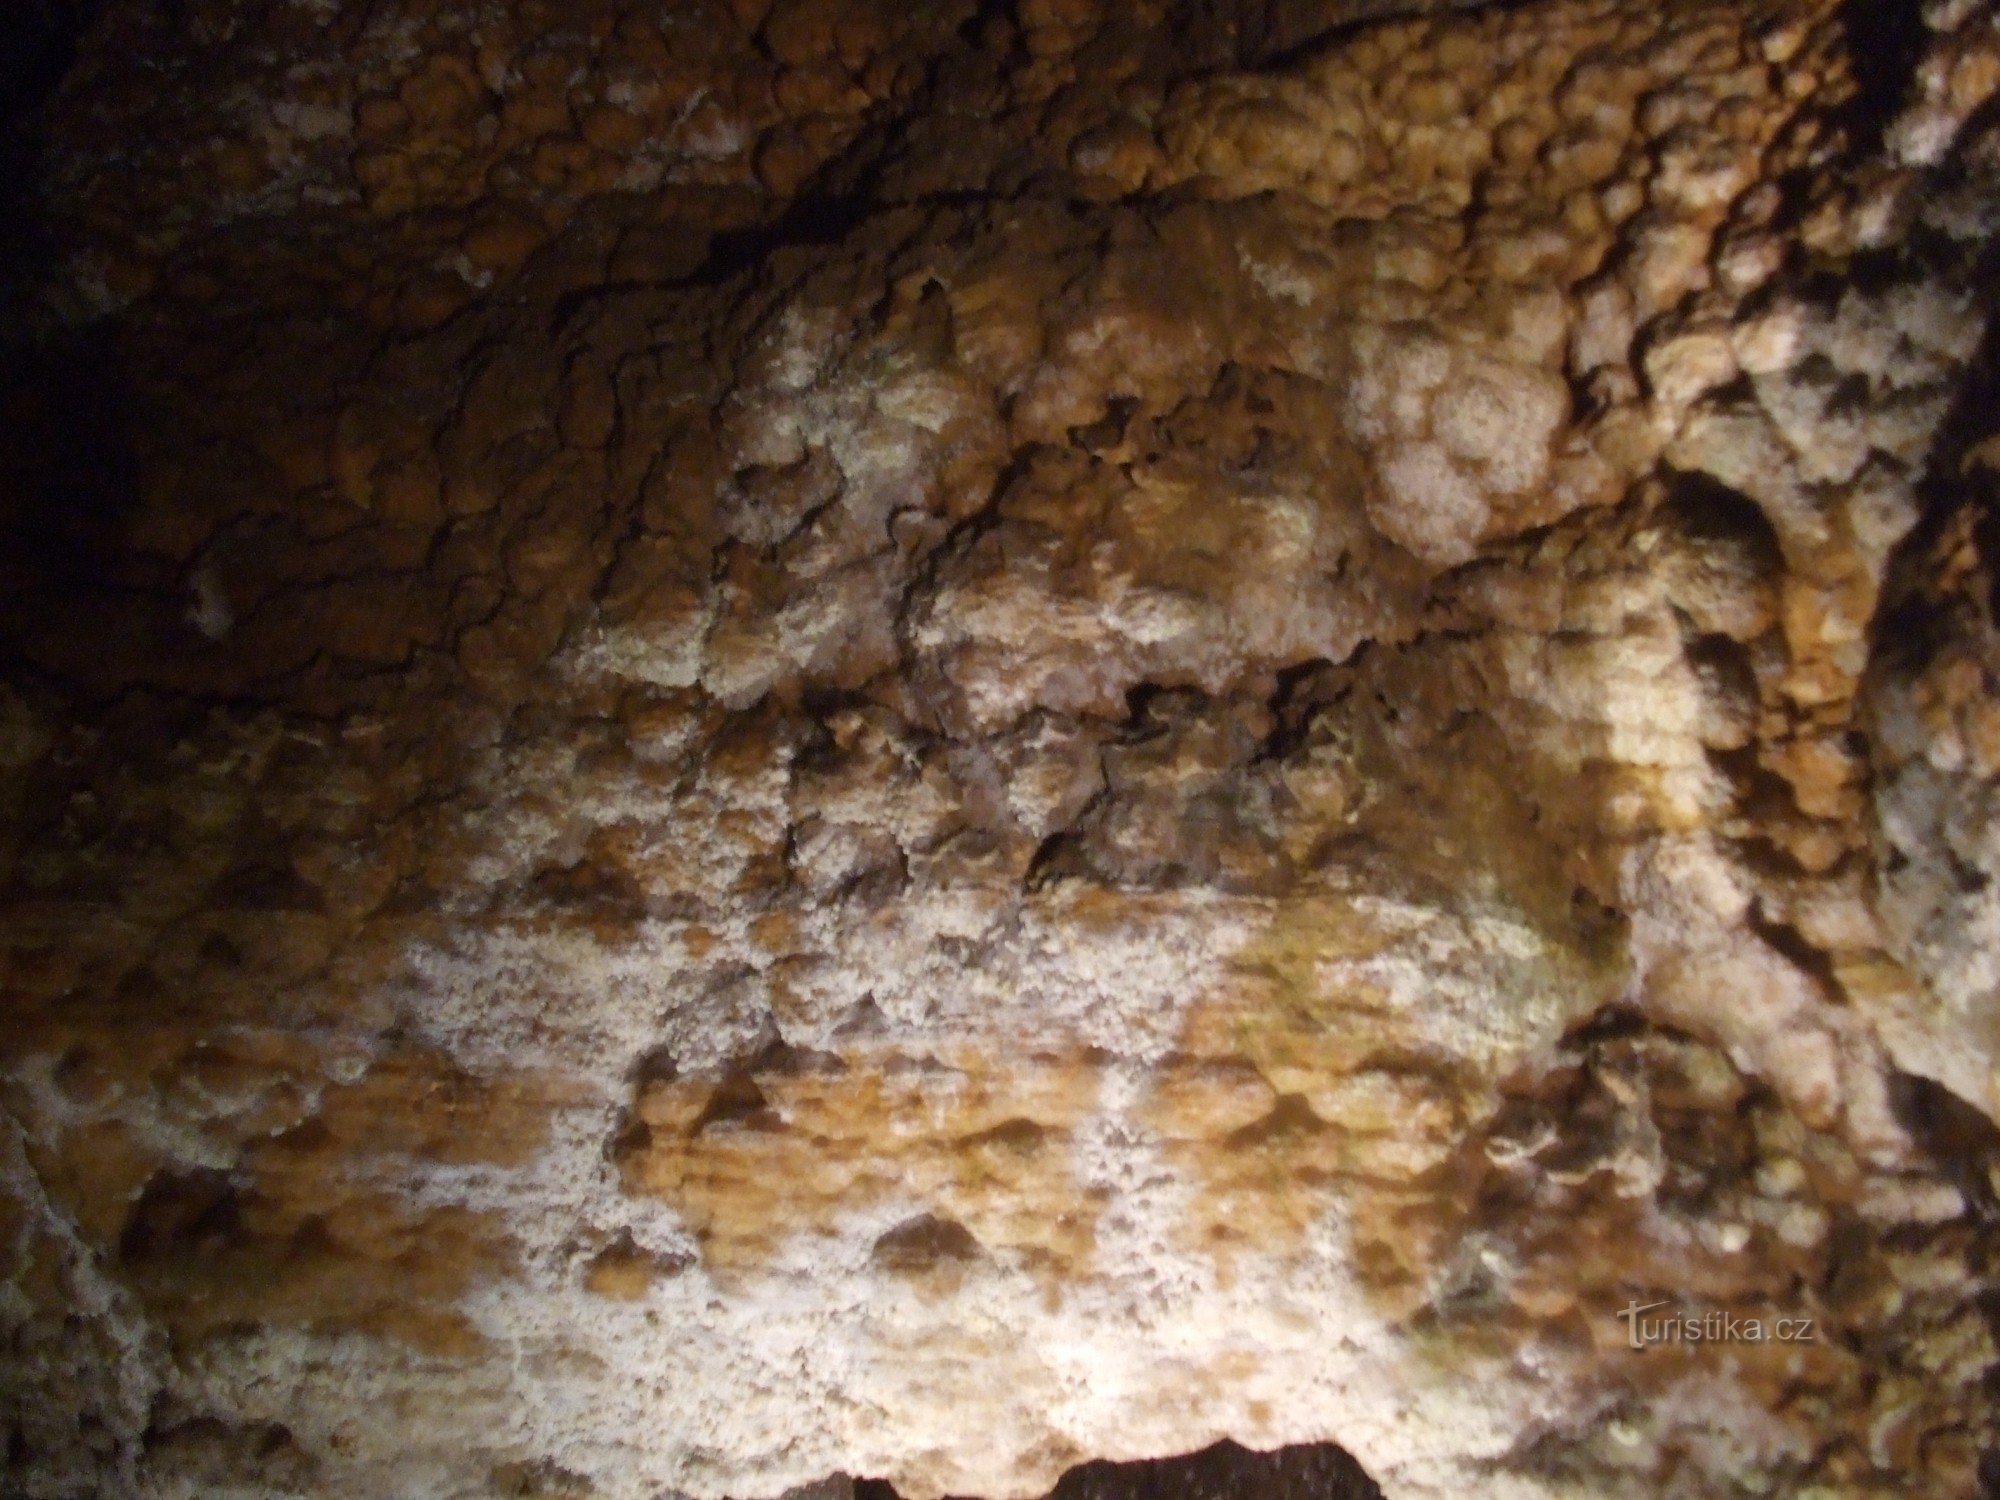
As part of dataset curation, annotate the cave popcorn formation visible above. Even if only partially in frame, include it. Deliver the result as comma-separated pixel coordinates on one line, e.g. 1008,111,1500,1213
4,0,2000,1496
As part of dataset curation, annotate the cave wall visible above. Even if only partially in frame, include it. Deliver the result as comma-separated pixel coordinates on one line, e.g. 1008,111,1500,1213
4,0,2000,1496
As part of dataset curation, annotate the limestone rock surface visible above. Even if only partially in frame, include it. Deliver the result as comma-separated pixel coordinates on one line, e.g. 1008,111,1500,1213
4,0,2000,1496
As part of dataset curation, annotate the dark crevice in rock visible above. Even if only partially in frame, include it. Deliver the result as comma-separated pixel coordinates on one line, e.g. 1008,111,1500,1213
1868,271,2000,685
1238,0,1515,71
851,1439,1383,1500
1836,0,1932,154
1890,1071,2000,1222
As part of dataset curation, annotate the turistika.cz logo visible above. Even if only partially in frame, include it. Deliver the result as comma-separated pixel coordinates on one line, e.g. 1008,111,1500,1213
1615,1300,1818,1351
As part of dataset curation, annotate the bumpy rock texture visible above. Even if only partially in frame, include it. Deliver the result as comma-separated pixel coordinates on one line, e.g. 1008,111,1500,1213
5,0,2000,1495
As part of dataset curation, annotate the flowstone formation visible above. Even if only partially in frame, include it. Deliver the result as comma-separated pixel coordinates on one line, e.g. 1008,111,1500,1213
5,0,2000,1495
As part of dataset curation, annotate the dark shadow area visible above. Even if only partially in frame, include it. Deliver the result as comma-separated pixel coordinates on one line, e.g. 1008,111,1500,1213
1867,271,2000,688
0,0,98,326
0,4,133,690
0,1,94,136
854,1439,1383,1500
0,1,94,145
0,324,140,583
0,319,148,698
1657,467,1786,570
1836,0,1929,156
1242,0,1523,72
1890,1071,2000,1221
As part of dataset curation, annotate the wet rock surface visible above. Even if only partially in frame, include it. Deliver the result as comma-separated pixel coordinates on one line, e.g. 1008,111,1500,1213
4,0,2000,1496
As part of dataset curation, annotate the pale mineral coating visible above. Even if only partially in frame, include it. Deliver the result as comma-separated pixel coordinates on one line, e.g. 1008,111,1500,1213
3,0,2000,1497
